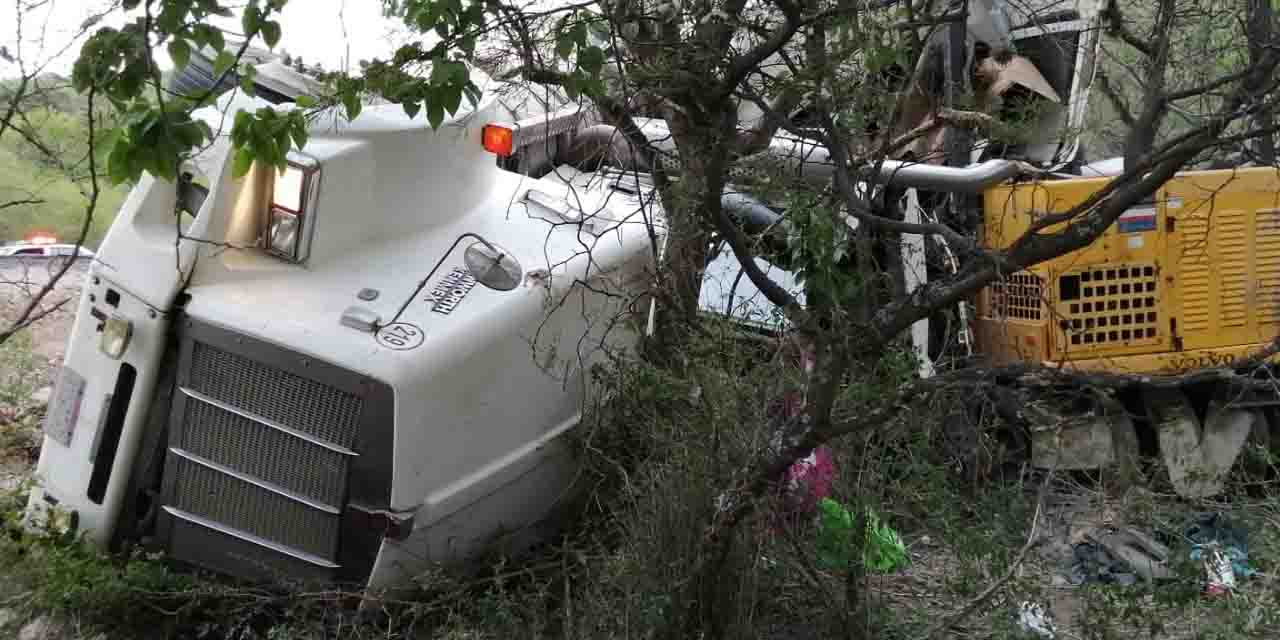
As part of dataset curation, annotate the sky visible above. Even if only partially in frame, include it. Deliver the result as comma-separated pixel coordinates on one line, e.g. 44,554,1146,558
0,0,410,78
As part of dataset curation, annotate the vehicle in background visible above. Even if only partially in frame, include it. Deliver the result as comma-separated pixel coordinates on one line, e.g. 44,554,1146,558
0,242,97,260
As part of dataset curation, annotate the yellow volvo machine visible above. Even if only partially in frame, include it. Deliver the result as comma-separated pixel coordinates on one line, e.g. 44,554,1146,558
975,167,1280,497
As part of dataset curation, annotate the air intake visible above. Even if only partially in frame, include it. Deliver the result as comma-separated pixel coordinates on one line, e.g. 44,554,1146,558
155,319,394,585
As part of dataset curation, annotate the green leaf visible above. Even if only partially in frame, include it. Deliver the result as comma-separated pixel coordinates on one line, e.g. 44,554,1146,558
242,5,261,37
290,118,309,150
240,70,257,95
441,86,462,115
294,94,316,108
448,60,468,84
204,25,225,52
556,33,575,60
213,50,236,76
402,101,421,119
342,91,362,120
273,125,293,158
107,142,131,185
261,20,281,48
232,147,255,177
168,38,192,69
274,147,288,174
232,110,251,144
427,100,444,129
578,46,605,75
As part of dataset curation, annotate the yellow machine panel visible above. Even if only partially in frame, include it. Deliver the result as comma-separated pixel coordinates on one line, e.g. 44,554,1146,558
977,167,1280,374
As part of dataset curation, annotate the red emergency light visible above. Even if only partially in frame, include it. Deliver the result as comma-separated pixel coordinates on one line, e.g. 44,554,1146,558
481,124,514,157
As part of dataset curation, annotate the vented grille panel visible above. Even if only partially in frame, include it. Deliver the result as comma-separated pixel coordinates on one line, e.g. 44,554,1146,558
1060,264,1160,347
1179,215,1212,333
179,400,349,508
1219,212,1248,327
188,343,362,449
1257,209,1280,323
167,517,334,584
988,272,1044,320
170,457,340,559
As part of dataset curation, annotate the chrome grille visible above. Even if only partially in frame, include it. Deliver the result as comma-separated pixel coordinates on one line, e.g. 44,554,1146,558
166,515,336,583
158,331,386,582
177,399,349,507
188,342,362,449
169,456,340,559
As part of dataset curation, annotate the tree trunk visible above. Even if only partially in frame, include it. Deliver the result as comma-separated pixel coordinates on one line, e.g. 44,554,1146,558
1123,0,1177,169
1248,0,1276,164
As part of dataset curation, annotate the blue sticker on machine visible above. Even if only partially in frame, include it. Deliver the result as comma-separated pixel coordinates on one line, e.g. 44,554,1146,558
1118,205,1157,233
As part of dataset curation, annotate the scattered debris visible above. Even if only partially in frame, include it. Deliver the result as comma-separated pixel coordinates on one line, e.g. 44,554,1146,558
1062,510,1258,597
1069,525,1171,585
1070,540,1137,586
1185,511,1255,593
814,499,906,572
782,445,835,516
1016,600,1057,638
1200,542,1236,597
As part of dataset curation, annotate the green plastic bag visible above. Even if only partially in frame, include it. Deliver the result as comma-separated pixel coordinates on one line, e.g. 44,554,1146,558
814,498,907,572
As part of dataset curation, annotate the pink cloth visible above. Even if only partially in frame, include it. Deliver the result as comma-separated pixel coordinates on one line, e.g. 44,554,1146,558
770,341,835,524
782,445,836,515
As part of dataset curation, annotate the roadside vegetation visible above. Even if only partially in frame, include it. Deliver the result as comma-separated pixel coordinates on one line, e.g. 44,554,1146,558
3,0,1280,638
0,330,1277,639
0,78,124,248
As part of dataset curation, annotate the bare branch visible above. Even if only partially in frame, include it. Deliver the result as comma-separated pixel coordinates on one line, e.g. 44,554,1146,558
1102,1,1155,58
0,199,44,211
1,87,101,346
1093,69,1136,129
919,466,1055,640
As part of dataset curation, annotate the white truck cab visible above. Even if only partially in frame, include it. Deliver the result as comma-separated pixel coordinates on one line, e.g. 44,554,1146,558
28,83,660,589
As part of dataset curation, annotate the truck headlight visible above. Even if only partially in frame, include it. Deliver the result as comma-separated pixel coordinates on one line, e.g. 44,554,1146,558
263,157,320,262
100,315,133,359
268,208,300,256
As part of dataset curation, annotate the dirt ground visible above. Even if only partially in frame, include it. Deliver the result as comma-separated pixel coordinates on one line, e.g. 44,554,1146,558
0,260,83,493
0,259,86,382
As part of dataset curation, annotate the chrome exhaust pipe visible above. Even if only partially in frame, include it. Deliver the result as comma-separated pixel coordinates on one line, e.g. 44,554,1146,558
871,159,1021,193
762,137,1021,193
513,114,1021,194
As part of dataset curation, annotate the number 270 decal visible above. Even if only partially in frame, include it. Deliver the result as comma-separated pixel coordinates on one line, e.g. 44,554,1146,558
376,322,425,350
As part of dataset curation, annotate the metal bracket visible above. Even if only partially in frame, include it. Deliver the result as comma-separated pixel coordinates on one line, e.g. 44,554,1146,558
349,505,415,541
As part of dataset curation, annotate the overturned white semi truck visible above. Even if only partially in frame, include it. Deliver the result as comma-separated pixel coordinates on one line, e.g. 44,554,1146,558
25,1,1100,589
